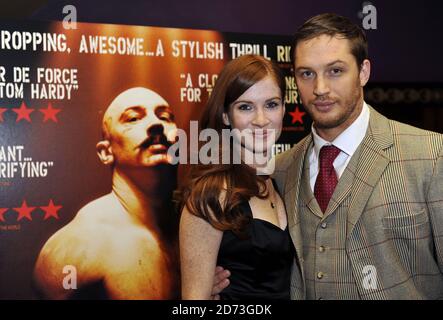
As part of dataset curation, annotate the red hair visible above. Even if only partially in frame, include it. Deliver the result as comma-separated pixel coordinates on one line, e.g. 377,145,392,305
179,55,284,235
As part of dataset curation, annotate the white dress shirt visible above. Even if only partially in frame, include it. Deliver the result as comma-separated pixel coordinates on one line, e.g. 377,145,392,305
309,101,370,192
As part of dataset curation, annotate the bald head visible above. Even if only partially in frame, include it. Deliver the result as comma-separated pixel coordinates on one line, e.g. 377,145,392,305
96,87,177,168
102,87,170,139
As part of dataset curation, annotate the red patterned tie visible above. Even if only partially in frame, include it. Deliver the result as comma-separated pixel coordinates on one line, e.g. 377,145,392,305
314,145,341,213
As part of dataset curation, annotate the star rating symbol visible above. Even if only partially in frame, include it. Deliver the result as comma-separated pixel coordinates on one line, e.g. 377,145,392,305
40,199,62,220
288,106,306,125
0,108,7,122
12,102,34,122
13,200,36,221
0,102,62,123
40,103,61,123
0,208,8,222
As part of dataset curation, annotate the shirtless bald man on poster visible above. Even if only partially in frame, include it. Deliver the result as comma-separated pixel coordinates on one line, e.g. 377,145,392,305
33,87,180,299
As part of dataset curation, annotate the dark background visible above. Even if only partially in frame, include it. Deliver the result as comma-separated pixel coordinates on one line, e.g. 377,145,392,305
1,0,440,83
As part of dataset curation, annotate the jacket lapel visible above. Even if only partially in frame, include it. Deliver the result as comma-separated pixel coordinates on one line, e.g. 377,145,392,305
345,107,393,238
299,147,323,217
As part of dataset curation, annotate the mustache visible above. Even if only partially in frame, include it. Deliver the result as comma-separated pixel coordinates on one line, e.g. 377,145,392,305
138,133,173,149
312,96,336,103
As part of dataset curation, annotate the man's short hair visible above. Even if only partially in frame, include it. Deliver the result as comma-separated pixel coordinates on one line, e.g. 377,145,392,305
292,13,368,69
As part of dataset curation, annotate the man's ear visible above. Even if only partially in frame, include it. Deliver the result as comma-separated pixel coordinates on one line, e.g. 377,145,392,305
222,112,231,126
96,140,114,165
359,59,371,87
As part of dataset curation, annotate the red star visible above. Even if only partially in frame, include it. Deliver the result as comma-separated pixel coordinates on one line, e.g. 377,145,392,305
13,200,35,221
0,108,7,122
40,199,62,220
0,208,8,222
12,102,34,122
40,103,61,123
288,106,306,125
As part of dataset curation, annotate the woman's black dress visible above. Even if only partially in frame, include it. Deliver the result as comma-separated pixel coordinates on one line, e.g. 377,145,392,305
217,200,294,300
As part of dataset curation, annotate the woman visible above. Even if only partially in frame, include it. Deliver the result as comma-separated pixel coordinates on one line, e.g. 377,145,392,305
179,54,294,300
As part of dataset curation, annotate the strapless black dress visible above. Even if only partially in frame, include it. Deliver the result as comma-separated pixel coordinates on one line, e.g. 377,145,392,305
217,201,294,300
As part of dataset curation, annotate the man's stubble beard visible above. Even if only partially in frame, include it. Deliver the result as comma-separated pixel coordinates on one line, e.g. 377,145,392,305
309,78,363,130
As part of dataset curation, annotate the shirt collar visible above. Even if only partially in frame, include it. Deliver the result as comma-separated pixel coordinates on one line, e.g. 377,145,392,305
311,101,370,158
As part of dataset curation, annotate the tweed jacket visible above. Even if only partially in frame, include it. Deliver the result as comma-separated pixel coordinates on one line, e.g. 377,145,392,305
273,107,443,299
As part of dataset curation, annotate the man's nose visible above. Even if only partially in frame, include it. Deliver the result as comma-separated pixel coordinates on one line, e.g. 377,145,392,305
147,123,164,136
313,75,330,96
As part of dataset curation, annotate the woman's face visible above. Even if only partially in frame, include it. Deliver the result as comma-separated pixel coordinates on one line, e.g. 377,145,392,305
223,75,285,155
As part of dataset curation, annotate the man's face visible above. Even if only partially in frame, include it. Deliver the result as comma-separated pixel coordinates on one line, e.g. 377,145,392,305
294,34,370,140
103,88,177,167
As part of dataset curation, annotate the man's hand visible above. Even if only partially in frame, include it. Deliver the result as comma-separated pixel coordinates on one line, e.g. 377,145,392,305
211,266,230,300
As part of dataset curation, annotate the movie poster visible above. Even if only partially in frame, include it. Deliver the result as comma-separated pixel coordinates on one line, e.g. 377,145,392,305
0,20,308,299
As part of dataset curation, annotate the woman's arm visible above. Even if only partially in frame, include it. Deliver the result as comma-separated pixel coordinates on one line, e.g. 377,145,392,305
180,206,223,299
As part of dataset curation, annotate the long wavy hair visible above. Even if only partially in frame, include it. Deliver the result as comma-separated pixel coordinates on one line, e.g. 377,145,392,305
179,54,285,235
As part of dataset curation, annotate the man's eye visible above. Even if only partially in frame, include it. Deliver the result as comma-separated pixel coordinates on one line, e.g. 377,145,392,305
125,114,141,122
159,112,174,122
300,71,314,79
330,68,343,76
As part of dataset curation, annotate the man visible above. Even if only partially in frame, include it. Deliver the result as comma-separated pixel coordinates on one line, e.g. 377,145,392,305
34,87,180,299
214,13,443,299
